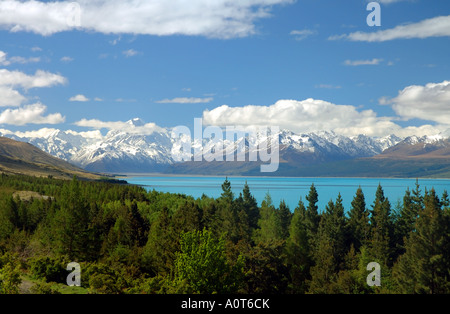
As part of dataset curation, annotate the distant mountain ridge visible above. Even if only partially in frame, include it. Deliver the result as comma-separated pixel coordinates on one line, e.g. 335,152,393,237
0,137,105,180
1,119,450,177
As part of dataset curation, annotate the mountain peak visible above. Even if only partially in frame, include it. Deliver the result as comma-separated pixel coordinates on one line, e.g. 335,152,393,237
127,118,144,127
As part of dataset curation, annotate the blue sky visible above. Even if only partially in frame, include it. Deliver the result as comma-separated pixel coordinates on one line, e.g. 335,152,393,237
0,0,450,138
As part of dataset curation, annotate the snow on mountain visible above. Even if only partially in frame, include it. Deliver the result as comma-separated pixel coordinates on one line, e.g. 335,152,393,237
1,120,448,173
70,125,174,172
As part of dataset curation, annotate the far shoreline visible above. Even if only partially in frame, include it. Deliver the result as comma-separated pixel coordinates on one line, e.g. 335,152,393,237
112,172,450,181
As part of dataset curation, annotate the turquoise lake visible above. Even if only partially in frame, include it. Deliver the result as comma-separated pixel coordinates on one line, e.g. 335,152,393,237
126,176,450,212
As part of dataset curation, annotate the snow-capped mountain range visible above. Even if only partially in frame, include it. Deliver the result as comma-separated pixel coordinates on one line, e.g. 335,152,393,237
1,118,449,174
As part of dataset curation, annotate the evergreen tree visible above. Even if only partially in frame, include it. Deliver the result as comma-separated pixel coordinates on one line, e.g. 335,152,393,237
217,178,239,242
394,189,449,294
394,188,420,258
309,195,347,293
305,183,320,240
54,176,91,260
220,177,234,203
242,182,260,231
244,239,289,294
347,187,370,252
369,184,393,266
285,199,311,293
141,207,177,276
441,190,449,208
254,193,282,243
278,200,292,240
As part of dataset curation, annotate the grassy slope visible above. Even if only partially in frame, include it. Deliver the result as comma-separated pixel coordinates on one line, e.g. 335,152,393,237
0,137,105,180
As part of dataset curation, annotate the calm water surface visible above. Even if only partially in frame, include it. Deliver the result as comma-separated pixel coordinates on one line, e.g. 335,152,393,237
126,176,450,212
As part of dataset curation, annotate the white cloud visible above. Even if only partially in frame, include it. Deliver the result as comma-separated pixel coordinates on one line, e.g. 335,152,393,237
315,84,342,89
0,50,41,66
1,127,104,141
115,98,136,103
0,103,65,125
0,68,67,107
156,97,214,104
123,49,140,57
344,58,383,66
75,118,165,135
60,56,74,62
69,94,90,102
202,98,408,137
0,69,67,90
201,88,450,138
0,0,294,39
0,86,27,107
94,97,103,102
331,15,450,42
290,29,316,41
0,51,8,65
385,80,450,125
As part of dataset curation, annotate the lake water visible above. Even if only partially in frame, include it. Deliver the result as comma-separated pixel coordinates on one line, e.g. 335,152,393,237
126,176,450,213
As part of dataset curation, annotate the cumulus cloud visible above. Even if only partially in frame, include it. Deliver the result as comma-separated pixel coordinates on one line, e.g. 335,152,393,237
75,118,165,135
0,86,27,107
0,69,67,90
331,15,450,42
0,103,65,125
202,98,408,137
385,80,450,125
69,94,90,102
156,97,214,104
0,0,294,39
0,68,67,107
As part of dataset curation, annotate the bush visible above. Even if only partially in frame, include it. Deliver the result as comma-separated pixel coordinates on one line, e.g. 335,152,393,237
30,256,68,283
30,282,61,294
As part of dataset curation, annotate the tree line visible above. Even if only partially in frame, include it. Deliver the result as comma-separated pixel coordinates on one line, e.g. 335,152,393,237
0,173,449,294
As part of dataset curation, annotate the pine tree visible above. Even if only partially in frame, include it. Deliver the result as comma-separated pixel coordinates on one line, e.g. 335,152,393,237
217,178,239,242
285,198,311,293
54,176,91,260
220,177,234,203
141,207,177,276
441,190,449,208
254,193,282,243
242,182,260,231
347,187,370,252
305,183,320,239
309,195,348,293
369,184,393,266
278,200,292,240
394,189,449,293
394,188,420,258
